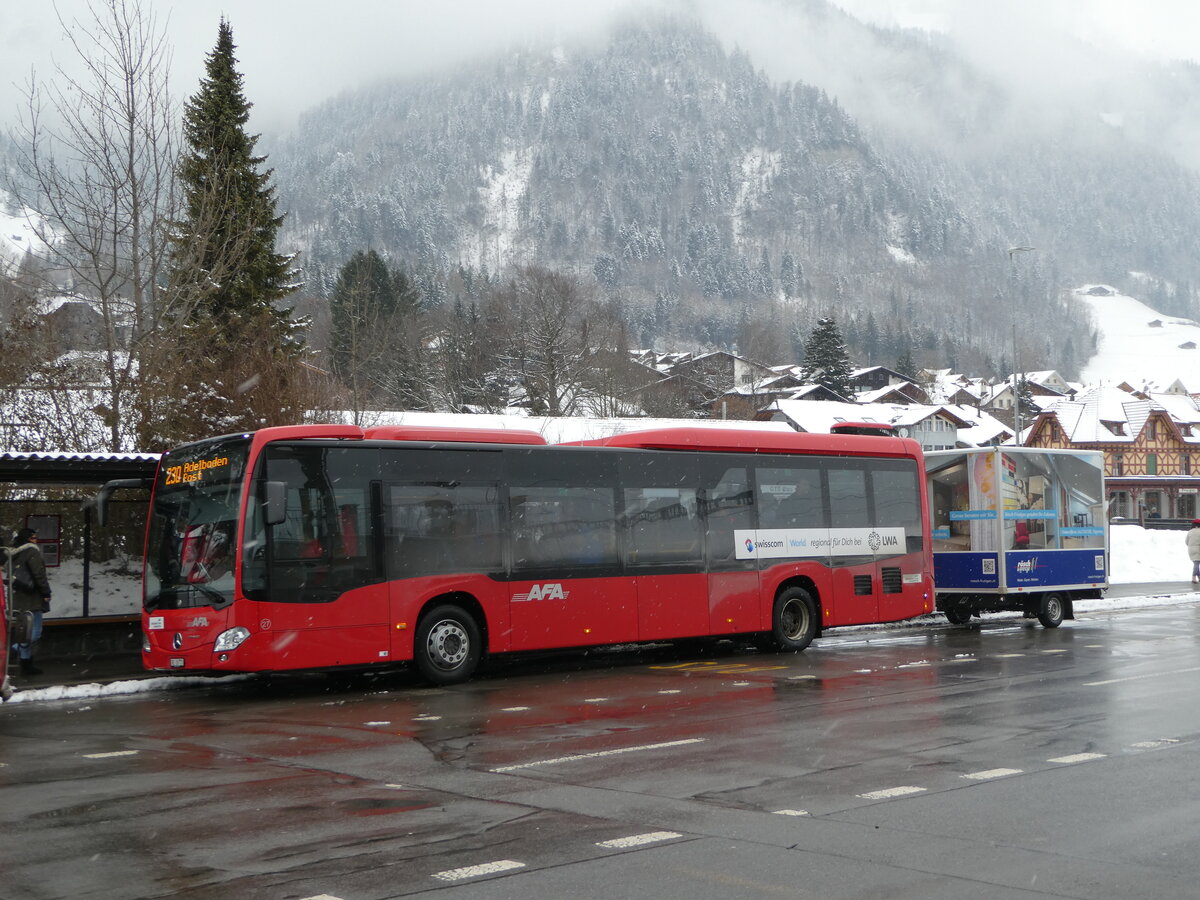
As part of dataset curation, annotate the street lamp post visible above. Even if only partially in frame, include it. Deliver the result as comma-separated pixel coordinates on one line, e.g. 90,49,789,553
1007,246,1035,443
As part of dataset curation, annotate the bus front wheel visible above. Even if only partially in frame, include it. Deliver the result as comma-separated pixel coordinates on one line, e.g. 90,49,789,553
771,587,818,652
415,605,482,685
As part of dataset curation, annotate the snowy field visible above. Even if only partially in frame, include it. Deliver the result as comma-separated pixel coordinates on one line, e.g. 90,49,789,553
1075,285,1200,388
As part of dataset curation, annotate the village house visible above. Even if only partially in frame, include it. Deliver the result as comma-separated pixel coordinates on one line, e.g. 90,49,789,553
756,399,1011,450
1024,385,1200,520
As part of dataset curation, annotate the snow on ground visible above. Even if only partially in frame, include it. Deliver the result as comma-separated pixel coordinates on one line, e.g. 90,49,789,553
44,557,140,619
1075,285,1200,389
1108,523,1197,583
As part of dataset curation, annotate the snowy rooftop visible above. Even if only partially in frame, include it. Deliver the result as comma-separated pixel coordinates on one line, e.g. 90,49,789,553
339,410,796,443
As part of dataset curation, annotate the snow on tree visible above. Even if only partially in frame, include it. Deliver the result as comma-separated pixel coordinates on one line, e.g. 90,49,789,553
140,18,315,447
799,316,853,398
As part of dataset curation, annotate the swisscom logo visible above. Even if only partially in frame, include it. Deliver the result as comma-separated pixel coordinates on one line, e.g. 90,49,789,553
744,537,756,554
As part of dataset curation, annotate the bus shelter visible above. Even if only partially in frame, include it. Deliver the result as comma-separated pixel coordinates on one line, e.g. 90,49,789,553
0,451,159,618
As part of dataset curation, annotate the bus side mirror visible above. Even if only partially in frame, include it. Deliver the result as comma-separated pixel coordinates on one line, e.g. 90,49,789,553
87,478,151,527
264,481,287,526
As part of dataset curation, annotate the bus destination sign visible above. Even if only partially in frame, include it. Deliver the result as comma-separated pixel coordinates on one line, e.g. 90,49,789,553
162,455,229,487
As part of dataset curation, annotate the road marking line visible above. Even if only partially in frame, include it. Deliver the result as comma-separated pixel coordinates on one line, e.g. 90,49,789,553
300,894,344,900
364,721,390,726
858,786,926,800
732,681,751,686
500,706,531,711
1131,739,1181,749
432,860,525,881
83,750,138,759
1048,752,1106,764
490,738,706,772
772,809,809,816
962,768,1023,780
657,689,681,695
1084,665,1200,686
413,715,441,721
596,831,681,848
584,697,608,703
787,675,817,680
1041,649,1069,654
994,653,1024,658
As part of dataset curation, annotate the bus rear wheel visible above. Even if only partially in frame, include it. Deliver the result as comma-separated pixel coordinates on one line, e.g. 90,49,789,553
1038,593,1065,629
771,587,818,652
415,604,481,685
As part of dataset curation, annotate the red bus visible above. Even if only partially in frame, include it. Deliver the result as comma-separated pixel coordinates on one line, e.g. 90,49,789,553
100,424,934,684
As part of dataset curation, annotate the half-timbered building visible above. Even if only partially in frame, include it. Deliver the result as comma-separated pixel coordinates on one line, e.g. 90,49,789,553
1025,386,1200,520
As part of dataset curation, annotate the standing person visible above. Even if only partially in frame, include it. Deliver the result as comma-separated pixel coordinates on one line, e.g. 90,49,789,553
1187,519,1200,585
5,527,51,676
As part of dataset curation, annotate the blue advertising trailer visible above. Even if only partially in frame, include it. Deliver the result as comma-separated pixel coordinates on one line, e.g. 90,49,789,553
925,447,1108,627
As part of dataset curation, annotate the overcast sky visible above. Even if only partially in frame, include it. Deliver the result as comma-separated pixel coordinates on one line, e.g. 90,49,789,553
3,0,1200,135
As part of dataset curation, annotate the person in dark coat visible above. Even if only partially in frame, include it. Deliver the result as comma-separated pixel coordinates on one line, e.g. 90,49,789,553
5,527,52,676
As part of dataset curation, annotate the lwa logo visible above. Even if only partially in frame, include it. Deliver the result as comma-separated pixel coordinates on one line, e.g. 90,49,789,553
512,583,570,602
1016,557,1039,573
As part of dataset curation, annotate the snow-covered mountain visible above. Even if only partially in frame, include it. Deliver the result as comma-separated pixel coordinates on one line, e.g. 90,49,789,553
0,189,47,276
1075,285,1200,390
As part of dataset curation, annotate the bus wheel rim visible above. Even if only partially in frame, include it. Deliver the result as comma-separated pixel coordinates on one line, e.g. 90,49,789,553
427,620,469,669
781,598,808,640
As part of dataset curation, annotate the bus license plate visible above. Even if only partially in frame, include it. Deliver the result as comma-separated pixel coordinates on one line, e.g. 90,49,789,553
170,658,185,668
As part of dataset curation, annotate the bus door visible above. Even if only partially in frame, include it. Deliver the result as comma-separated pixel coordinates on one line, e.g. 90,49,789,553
506,450,635,650
702,461,760,635
620,453,708,640
825,462,879,625
872,460,926,622
255,445,389,667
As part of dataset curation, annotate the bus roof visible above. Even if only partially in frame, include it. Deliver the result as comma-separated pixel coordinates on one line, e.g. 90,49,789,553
567,426,921,457
364,426,547,445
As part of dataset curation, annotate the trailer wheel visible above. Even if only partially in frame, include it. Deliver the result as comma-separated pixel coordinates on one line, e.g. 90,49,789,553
414,604,481,685
944,605,973,626
1038,593,1065,629
771,587,818,652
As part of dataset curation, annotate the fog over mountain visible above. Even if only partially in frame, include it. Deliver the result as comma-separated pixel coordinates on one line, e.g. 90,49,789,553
263,2,1200,379
7,0,1200,382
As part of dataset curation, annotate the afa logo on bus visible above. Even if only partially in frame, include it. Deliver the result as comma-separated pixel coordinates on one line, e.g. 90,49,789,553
512,583,570,602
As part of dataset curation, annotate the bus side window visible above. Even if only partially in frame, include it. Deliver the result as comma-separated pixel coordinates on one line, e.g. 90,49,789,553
509,486,617,570
756,464,825,529
703,466,753,563
385,483,503,578
263,446,379,602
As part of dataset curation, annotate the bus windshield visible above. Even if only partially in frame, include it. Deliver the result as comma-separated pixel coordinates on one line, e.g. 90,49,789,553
145,435,251,612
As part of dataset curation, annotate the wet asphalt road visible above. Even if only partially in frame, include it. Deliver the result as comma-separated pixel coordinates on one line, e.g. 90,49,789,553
5,596,1200,899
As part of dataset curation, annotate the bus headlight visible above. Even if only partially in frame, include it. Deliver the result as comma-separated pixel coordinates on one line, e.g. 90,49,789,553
214,627,251,652
142,633,151,652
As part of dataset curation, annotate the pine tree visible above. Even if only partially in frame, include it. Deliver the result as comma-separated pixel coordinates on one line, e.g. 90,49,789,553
171,18,296,338
799,316,853,398
143,18,307,446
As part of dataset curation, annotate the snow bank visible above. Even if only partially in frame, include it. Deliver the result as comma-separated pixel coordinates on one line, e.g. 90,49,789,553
1108,523,1195,583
